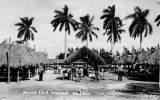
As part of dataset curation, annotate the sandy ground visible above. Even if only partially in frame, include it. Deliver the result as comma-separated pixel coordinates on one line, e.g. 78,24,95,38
0,70,159,100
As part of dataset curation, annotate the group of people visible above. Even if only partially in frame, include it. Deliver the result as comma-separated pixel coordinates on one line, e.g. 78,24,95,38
38,63,124,82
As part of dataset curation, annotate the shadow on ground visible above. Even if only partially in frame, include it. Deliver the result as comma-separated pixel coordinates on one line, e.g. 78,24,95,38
127,77,159,82
0,78,30,82
116,82,160,95
56,77,69,80
107,79,119,81
0,78,7,82
34,79,41,81
21,78,30,81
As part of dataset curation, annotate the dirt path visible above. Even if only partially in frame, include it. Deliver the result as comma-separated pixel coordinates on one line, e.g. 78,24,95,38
0,70,159,100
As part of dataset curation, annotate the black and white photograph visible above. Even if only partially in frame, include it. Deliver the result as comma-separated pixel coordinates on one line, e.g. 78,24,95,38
0,0,159,100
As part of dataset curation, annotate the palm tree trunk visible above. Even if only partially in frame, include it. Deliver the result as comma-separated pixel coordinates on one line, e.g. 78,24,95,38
140,34,142,50
64,31,67,59
86,33,88,48
111,25,114,56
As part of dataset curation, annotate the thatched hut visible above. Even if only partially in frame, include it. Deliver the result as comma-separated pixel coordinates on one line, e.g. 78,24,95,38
146,47,159,66
145,47,159,81
136,50,150,64
112,55,120,65
64,46,106,80
0,43,33,67
0,43,48,82
64,46,106,65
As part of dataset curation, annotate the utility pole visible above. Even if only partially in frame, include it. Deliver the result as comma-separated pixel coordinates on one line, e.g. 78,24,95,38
34,45,36,51
6,52,10,84
7,37,11,84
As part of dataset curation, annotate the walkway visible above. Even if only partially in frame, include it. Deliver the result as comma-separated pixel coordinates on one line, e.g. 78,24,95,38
0,70,159,100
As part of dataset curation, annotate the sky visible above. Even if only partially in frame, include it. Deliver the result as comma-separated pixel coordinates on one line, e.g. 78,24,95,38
0,0,160,59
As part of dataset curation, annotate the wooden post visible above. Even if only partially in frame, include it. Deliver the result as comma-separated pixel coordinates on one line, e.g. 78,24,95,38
103,66,104,80
17,68,19,82
36,65,38,76
71,65,72,80
34,66,36,76
6,52,10,84
63,65,65,80
28,67,30,78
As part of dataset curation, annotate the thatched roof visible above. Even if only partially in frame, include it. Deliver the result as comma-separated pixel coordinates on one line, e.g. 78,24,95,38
146,47,160,65
125,55,133,64
118,56,127,64
0,43,48,68
112,56,120,64
136,50,150,64
48,59,64,64
36,52,48,64
112,54,138,65
64,46,106,65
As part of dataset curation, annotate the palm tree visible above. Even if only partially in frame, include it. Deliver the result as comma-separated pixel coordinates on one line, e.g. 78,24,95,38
100,5,125,55
103,24,125,45
68,47,74,54
75,14,99,48
99,48,113,64
155,15,160,26
125,6,153,50
50,5,77,59
15,17,37,43
116,50,120,56
92,48,99,54
123,47,132,56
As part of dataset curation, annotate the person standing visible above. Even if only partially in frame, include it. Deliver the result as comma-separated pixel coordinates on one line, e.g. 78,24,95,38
39,63,44,81
76,68,82,82
118,64,123,81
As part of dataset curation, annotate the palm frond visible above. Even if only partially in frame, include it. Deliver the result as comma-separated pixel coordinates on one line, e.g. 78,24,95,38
69,19,78,31
100,15,107,19
157,21,160,26
28,17,34,27
75,31,83,39
116,50,120,56
143,9,149,18
107,34,112,43
117,33,121,43
146,22,153,35
52,22,60,32
129,20,138,37
155,15,160,22
30,27,37,33
89,34,92,42
19,17,25,23
63,5,68,15
134,6,142,13
68,13,73,19
54,10,63,15
123,46,131,55
17,30,25,39
29,30,34,41
15,23,24,26
59,22,65,31
90,16,94,23
91,27,100,31
66,22,71,34
81,32,87,42
125,14,136,20
91,31,98,38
